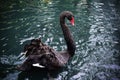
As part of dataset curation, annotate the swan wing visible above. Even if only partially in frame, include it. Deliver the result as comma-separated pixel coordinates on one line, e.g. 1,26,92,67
32,63,45,68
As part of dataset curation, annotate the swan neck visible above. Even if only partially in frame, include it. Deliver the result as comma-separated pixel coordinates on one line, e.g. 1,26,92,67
60,16,76,56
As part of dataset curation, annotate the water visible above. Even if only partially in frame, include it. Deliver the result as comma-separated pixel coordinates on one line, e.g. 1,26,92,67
0,0,120,80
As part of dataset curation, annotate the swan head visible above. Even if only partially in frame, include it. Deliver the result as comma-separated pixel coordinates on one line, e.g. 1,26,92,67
66,12,74,26
60,11,75,26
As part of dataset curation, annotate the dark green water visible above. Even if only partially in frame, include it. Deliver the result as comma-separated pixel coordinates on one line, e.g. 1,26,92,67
0,0,120,80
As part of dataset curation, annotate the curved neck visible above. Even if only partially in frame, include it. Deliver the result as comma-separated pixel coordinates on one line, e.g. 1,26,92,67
60,16,76,56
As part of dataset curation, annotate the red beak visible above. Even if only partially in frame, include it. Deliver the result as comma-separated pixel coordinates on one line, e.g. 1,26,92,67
70,17,75,26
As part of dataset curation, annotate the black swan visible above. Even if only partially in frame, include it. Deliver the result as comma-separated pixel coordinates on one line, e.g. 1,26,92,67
18,11,76,71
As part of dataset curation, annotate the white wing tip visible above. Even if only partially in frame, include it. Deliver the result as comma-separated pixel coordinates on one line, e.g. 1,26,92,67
32,63,45,68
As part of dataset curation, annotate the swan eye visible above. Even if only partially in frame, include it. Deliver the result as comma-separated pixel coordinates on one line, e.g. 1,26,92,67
67,15,73,20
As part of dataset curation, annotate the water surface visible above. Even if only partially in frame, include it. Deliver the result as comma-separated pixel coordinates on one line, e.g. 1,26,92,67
0,0,120,80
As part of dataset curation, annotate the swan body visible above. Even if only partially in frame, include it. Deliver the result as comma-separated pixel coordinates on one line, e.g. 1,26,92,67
18,11,76,71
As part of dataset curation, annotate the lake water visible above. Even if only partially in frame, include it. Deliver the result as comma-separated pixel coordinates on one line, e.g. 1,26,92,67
0,0,120,80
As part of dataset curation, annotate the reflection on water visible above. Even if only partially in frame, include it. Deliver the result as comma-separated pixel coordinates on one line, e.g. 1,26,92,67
0,0,120,80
